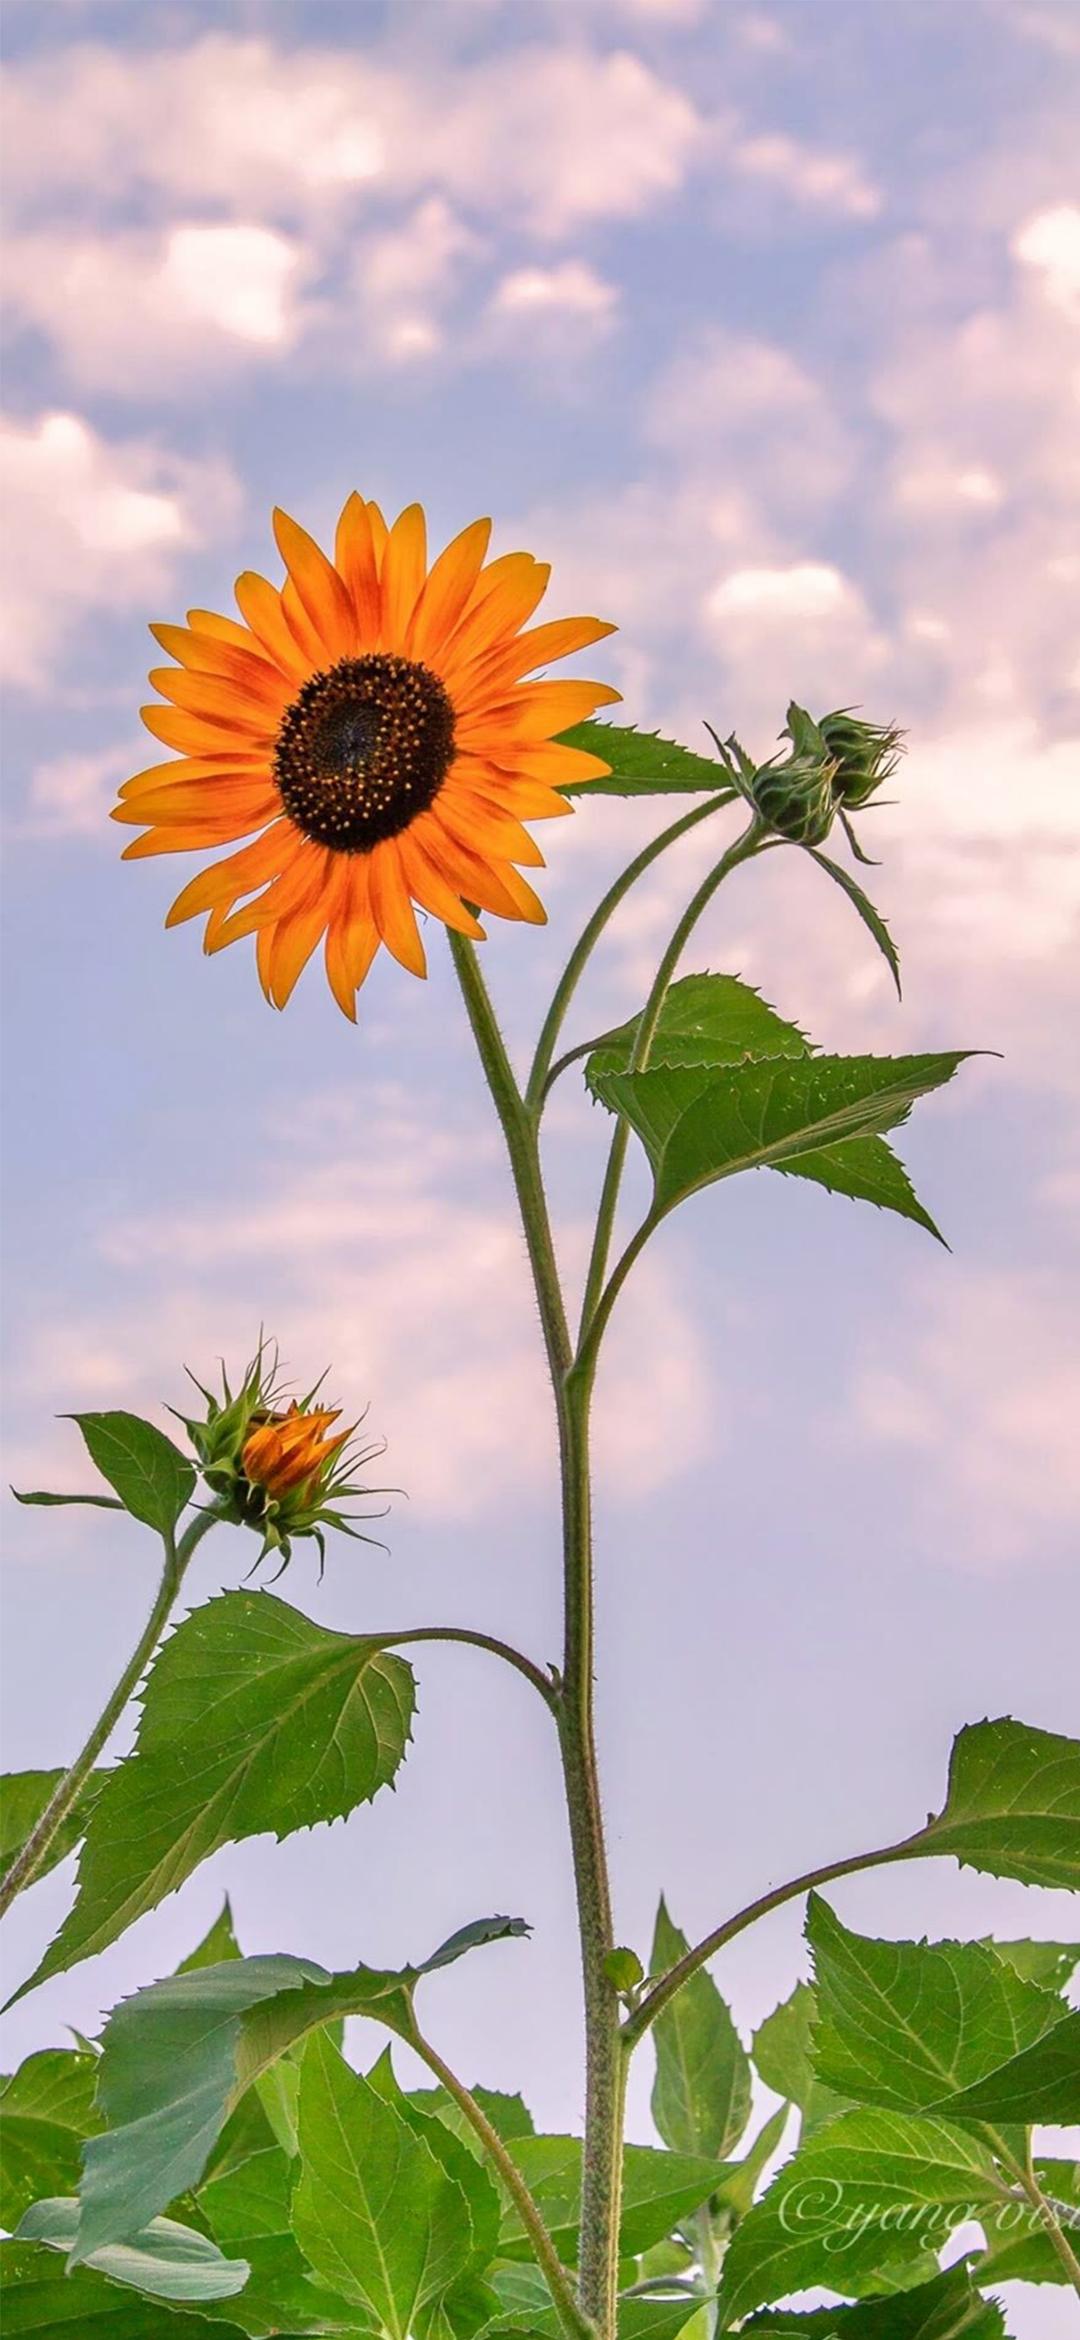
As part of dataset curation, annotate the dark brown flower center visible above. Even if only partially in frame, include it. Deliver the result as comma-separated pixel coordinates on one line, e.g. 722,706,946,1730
274,653,456,851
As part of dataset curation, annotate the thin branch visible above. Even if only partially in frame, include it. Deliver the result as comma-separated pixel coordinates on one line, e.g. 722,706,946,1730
371,1625,557,1710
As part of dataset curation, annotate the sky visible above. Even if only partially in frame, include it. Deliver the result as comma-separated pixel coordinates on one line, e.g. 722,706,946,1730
1,1,1078,2328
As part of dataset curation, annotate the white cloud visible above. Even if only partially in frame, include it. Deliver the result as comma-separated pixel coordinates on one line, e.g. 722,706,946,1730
19,742,142,840
491,260,618,322
728,131,881,221
1012,203,1080,317
851,1269,1080,1569
5,223,311,394
0,411,241,688
347,198,482,364
646,329,855,513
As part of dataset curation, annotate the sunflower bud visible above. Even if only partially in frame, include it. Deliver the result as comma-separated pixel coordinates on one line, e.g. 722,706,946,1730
750,705,839,847
814,706,903,810
175,1344,387,1577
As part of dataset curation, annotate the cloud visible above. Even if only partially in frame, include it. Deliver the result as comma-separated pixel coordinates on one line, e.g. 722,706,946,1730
850,1269,1080,1570
646,329,855,514
485,260,620,358
345,198,483,364
13,1094,712,1523
726,130,882,221
0,411,241,688
18,742,143,840
490,259,618,324
1012,202,1080,317
5,223,311,394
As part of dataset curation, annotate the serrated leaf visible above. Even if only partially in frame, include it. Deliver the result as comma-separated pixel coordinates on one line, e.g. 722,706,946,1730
366,2046,501,2279
777,1133,945,1241
499,2136,725,2260
65,1413,195,1535
714,2108,1001,2327
0,1770,105,1890
556,722,738,799
197,2141,372,2334
804,849,902,998
485,2285,704,2340
741,2261,1005,2335
935,2006,1080,2121
178,1899,243,1974
0,2051,101,2228
752,1984,851,2140
807,1895,1070,2115
984,1938,1078,1990
592,1052,969,1221
0,2240,248,2336
650,1897,752,2158
16,2198,248,2303
408,2084,536,2157
294,2032,474,2340
585,974,809,1094
921,1716,1080,1890
19,1593,416,1996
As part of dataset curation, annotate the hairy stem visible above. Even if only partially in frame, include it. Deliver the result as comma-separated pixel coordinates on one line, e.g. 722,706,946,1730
406,2018,596,2340
372,1626,557,1710
0,1508,218,1914
449,933,622,2334
524,790,737,1118
993,2133,1080,2298
577,821,765,1344
622,1826,935,2048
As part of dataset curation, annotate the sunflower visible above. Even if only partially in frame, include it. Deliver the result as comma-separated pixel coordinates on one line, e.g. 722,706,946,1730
113,497,619,1016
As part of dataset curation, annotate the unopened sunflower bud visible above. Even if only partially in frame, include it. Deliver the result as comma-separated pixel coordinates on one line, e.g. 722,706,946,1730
815,706,904,809
174,1343,388,1578
751,717,839,846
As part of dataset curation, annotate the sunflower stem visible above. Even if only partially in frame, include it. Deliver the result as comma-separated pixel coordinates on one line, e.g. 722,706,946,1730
577,820,765,1348
524,790,737,1120
448,932,623,2336
0,1507,219,1914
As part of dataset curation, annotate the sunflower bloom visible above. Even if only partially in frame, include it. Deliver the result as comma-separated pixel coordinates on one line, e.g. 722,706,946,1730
242,1405,349,1503
113,497,619,1016
177,1346,389,1577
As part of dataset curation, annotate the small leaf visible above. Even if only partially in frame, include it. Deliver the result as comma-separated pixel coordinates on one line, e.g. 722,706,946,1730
650,1897,752,2158
714,2108,1001,2326
294,2031,474,2340
12,1490,125,1511
803,849,902,998
0,2240,247,2336
419,1914,531,1974
922,1715,1080,1890
752,1983,851,2140
16,2198,248,2304
499,2136,725,2260
985,1937,1079,1991
807,1895,1070,2114
408,2083,535,2156
741,2261,1005,2335
18,1592,416,1996
557,721,739,799
604,1947,645,1993
0,2052,101,2229
0,1771,105,1888
592,1052,969,1222
64,1413,195,1535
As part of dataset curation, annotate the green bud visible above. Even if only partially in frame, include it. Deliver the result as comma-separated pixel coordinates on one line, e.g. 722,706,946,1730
603,1947,645,1995
815,705,904,809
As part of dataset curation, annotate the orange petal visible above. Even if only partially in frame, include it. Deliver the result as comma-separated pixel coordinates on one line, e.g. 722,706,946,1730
367,503,389,570
408,517,492,664
122,816,268,857
380,503,428,651
114,779,279,827
264,867,347,1008
416,810,546,924
234,572,309,682
273,508,356,662
456,614,617,693
150,623,289,706
335,493,382,649
165,823,294,926
207,838,334,948
448,757,572,822
186,606,265,657
397,832,485,939
458,679,622,747
118,754,267,798
147,668,279,738
497,739,614,783
367,839,427,976
325,863,381,1019
281,575,328,669
441,555,550,671
438,782,545,866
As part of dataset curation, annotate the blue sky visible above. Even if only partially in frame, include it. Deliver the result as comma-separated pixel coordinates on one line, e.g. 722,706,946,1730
2,2,1078,2325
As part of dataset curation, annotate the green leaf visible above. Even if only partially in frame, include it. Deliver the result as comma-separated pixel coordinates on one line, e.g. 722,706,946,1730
178,1898,243,1974
585,974,809,1092
418,1915,531,1974
985,1937,1078,1990
408,2084,536,2157
974,2154,1080,2284
921,1715,1080,1890
486,2282,704,2340
741,2261,1005,2335
499,2137,724,2260
16,2198,248,2303
935,2005,1080,2121
649,1897,752,2158
197,2141,373,2334
0,2241,249,2337
12,1490,125,1511
714,2108,1001,2327
293,2031,474,2340
714,2101,793,2221
556,722,738,799
591,1052,969,1221
0,1770,105,1889
777,1134,945,1242
803,849,902,998
0,2051,101,2228
64,1413,195,1535
807,1895,1070,2114
19,1593,416,1995
752,1984,851,2140
365,2047,501,2279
